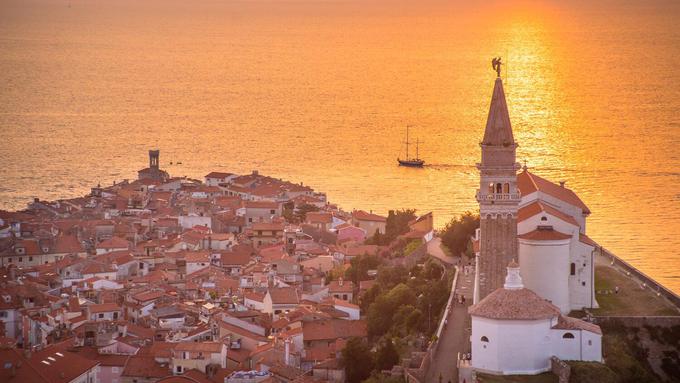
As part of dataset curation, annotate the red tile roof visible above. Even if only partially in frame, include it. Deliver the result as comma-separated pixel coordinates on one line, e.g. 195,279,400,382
269,287,299,305
552,315,602,335
518,170,590,214
0,340,100,383
96,236,130,249
89,303,121,313
302,319,367,341
469,288,560,320
205,171,234,179
122,355,170,378
352,210,387,222
579,233,598,247
518,200,579,227
518,228,572,241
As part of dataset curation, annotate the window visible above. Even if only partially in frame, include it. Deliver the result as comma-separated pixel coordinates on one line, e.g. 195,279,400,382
28,257,33,262
570,263,576,276
563,333,575,339
113,312,119,319
0,311,7,318
582,281,586,286
480,336,489,342
343,294,348,300
503,183,510,193
540,216,548,221
488,183,494,194
18,257,22,262
248,218,253,223
176,366,182,373
588,340,592,346
270,210,275,214
496,183,502,193
98,313,104,318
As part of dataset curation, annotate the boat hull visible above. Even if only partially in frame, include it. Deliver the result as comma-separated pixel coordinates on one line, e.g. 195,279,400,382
398,159,425,167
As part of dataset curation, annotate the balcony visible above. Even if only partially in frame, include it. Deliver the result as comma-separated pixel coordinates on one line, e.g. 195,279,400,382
476,190,521,201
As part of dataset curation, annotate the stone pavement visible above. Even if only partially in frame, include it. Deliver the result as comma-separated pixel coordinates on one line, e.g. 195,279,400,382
427,261,475,383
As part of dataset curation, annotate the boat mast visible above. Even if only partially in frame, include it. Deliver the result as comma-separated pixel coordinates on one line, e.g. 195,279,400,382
405,126,409,160
416,138,419,160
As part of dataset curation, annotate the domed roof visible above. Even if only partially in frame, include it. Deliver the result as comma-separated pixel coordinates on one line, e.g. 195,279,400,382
468,287,560,320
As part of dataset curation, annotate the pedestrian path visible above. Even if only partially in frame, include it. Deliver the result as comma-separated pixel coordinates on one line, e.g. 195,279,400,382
427,237,456,265
427,261,475,382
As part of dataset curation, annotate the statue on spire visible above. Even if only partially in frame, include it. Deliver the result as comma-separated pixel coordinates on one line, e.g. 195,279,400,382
491,57,502,77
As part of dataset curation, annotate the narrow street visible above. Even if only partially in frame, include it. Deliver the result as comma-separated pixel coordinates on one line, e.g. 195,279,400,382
427,260,474,383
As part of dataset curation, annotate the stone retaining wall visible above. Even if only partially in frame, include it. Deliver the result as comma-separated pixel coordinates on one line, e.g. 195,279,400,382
550,356,571,383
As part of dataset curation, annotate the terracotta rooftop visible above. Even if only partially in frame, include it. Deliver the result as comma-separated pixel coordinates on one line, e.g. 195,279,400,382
96,236,130,249
518,200,579,227
352,210,387,222
302,319,367,341
469,287,560,320
518,170,591,214
518,227,572,241
268,287,299,305
174,342,224,353
552,315,602,335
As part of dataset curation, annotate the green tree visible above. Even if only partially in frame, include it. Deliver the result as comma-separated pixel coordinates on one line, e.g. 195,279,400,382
342,338,374,383
375,338,400,371
384,209,417,244
360,284,382,312
345,254,383,285
368,295,395,337
294,203,320,222
405,309,424,334
376,265,407,290
440,212,479,257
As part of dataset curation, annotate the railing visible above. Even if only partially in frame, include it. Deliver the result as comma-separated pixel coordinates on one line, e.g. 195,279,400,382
475,191,521,201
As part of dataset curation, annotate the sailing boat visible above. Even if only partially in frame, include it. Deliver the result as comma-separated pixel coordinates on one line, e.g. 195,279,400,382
397,126,425,167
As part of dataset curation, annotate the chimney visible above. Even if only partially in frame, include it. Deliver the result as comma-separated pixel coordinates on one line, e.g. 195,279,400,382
559,181,566,188
284,338,291,366
338,277,343,287
252,170,259,176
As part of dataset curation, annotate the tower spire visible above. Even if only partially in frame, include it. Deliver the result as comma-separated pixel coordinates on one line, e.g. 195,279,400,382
482,77,514,147
475,69,521,301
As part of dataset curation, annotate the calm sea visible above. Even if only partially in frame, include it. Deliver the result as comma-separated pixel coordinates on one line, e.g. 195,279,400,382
1,0,679,292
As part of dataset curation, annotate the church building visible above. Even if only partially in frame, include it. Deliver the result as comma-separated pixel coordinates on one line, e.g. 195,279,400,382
473,70,598,314
138,149,169,182
469,261,602,375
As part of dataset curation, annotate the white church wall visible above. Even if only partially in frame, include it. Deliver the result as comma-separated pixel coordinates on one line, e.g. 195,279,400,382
551,329,582,361
471,316,501,373
569,241,597,310
519,238,571,314
550,329,602,363
535,192,586,232
517,210,579,237
472,317,553,375
581,331,603,362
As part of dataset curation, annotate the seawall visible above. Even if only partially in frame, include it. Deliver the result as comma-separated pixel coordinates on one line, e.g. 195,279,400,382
599,246,680,310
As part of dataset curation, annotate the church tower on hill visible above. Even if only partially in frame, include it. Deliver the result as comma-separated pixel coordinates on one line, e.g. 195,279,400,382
476,64,521,301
